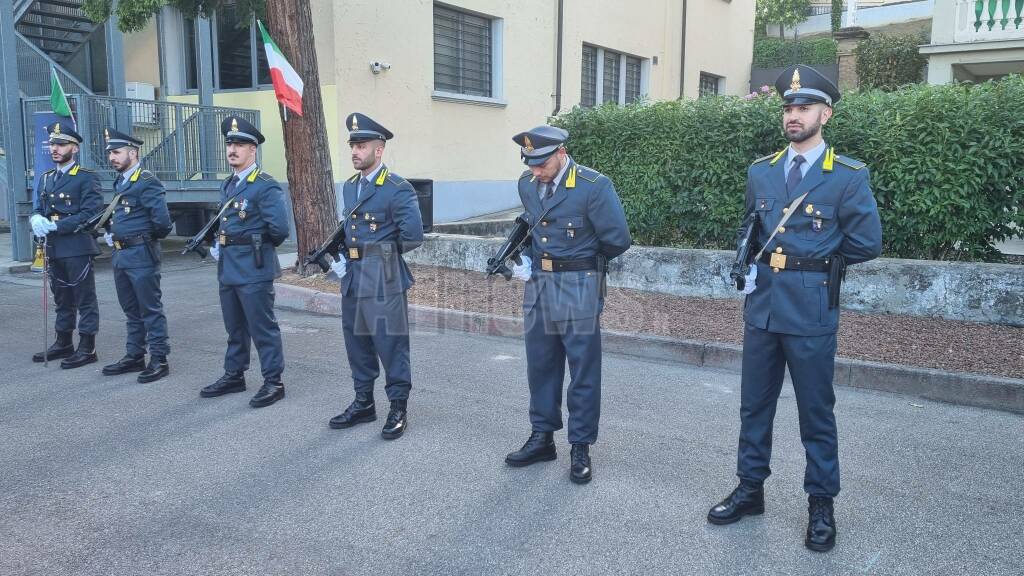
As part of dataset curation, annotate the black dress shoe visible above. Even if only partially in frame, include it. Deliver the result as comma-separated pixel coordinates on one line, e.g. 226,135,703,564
805,496,837,552
381,400,407,439
570,443,593,484
707,482,765,525
102,354,146,375
137,356,170,383
505,431,557,467
60,334,98,369
33,331,74,363
200,372,246,397
329,393,376,429
249,379,285,408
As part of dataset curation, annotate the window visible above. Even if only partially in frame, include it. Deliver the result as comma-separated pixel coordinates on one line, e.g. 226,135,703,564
179,3,270,92
581,45,648,107
699,72,722,98
581,45,597,107
434,4,492,97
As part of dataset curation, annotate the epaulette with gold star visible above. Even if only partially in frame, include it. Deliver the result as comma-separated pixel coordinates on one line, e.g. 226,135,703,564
753,150,785,166
574,165,600,183
834,155,866,170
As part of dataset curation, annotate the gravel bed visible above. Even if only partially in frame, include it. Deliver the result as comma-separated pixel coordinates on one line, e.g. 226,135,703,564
279,265,1024,380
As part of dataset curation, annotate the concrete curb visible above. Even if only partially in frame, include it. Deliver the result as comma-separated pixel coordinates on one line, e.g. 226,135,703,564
274,282,1024,415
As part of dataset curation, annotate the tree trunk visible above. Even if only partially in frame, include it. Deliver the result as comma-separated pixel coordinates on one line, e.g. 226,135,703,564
265,0,337,276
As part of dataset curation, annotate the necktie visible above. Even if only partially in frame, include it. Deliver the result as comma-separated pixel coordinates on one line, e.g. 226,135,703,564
787,155,805,195
539,181,551,201
358,177,370,199
53,170,62,185
115,175,124,190
226,175,239,198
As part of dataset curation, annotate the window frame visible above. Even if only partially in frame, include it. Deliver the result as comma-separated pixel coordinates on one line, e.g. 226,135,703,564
179,9,273,94
431,3,506,108
582,44,649,107
699,72,724,98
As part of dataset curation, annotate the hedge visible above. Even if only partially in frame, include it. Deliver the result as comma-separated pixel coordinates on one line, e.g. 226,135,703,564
753,37,838,69
553,77,1024,262
854,32,929,91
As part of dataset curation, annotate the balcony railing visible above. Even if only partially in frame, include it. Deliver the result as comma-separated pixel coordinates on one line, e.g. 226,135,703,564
21,95,259,188
955,0,1024,43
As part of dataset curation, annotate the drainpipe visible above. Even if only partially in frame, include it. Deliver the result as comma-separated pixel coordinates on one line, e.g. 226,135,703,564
679,0,688,99
551,0,563,116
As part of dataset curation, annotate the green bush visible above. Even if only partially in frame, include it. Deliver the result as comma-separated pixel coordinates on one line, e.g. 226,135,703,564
753,37,838,68
854,33,928,90
554,77,1024,262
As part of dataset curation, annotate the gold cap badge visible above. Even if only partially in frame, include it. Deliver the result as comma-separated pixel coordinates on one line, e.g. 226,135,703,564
104,129,110,141
790,69,802,92
523,135,534,152
230,118,239,132
351,115,359,131
53,123,62,135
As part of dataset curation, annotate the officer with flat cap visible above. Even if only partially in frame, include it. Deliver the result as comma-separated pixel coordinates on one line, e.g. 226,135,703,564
98,128,173,383
199,116,291,408
502,125,631,484
328,113,424,440
707,65,882,552
30,120,103,369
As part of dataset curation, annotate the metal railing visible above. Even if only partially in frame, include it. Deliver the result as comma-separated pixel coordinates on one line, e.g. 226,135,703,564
22,94,259,187
16,31,92,96
806,5,845,16
956,0,1024,42
13,0,34,21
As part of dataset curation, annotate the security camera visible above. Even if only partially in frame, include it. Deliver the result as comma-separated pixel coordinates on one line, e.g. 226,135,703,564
370,61,391,75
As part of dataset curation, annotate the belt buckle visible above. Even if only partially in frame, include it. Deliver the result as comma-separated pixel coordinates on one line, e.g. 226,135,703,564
218,234,227,246
541,258,553,272
769,253,787,270
114,241,122,250
348,247,360,260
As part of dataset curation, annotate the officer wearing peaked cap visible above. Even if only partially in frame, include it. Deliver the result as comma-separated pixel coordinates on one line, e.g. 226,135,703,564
328,112,423,440
707,65,882,553
502,125,631,484
30,120,103,369
199,116,291,408
98,127,173,383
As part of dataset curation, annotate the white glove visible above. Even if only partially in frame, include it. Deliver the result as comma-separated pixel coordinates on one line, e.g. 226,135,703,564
209,242,220,261
742,264,758,295
330,258,347,278
103,232,114,247
511,255,532,281
30,214,50,237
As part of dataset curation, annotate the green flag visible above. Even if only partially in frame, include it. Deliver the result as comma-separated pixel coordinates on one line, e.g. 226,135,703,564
49,67,72,118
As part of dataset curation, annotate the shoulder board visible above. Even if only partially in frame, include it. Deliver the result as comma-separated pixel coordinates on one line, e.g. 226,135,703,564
44,168,56,176
753,150,785,166
140,170,154,180
257,171,275,181
574,165,600,183
519,170,533,181
349,172,360,183
387,173,408,187
834,155,866,170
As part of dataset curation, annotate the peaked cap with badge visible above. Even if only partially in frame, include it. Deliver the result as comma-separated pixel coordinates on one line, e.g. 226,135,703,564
775,64,841,107
512,125,567,166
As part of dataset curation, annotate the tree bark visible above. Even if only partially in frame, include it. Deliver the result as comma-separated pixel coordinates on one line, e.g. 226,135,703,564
265,0,337,276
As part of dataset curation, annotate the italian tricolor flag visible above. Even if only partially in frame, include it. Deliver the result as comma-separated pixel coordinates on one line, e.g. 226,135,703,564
258,20,304,116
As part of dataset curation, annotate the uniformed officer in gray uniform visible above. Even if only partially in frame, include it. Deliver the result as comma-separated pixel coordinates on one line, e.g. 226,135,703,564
199,116,291,408
503,125,631,484
328,113,424,440
30,120,103,369
707,65,882,553
99,128,173,383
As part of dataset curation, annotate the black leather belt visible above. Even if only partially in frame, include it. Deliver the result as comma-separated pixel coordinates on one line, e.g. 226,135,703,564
112,234,152,250
346,242,396,260
218,233,271,246
539,256,598,272
759,251,830,272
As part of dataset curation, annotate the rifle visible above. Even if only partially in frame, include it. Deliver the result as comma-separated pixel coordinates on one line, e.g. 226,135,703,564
485,215,530,280
181,210,222,259
729,211,759,290
305,218,347,273
73,210,107,236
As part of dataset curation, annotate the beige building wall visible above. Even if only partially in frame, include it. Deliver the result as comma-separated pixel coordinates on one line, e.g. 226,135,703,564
124,20,161,91
684,0,756,97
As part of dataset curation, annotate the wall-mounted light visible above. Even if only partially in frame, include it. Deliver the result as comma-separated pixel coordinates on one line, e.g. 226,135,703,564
370,61,392,75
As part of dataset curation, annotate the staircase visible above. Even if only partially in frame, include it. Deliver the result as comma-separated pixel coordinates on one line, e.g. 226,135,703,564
14,0,101,69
